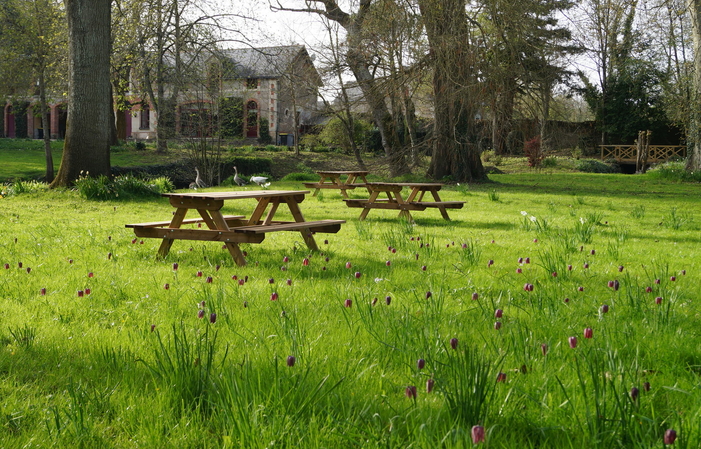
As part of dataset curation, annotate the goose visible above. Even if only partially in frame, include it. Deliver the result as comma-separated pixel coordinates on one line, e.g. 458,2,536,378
189,167,206,189
250,175,270,188
233,166,248,186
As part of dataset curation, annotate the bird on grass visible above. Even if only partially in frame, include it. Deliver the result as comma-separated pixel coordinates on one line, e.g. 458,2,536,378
250,175,270,188
189,167,207,189
233,166,248,186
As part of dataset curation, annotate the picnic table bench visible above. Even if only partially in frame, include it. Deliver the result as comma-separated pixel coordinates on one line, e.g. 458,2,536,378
344,182,464,222
302,170,369,199
126,190,344,266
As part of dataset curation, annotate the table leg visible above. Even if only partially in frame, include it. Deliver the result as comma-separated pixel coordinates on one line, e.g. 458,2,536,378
263,200,280,225
392,191,414,223
209,210,247,266
248,197,272,225
359,190,381,221
286,198,319,251
430,189,451,220
157,207,188,258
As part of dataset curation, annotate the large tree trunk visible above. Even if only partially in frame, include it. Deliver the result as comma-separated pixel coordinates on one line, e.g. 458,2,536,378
686,0,701,171
419,0,486,182
51,0,111,187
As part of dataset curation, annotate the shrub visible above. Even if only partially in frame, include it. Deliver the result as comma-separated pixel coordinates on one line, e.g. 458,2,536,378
542,156,557,168
481,150,495,162
524,136,543,167
2,180,48,196
648,161,701,182
74,173,171,200
574,159,619,173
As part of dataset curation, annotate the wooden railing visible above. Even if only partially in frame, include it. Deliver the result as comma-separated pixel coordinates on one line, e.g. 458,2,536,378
600,145,686,162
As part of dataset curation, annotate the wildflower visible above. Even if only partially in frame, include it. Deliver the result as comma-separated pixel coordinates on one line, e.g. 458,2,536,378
287,355,296,367
471,292,479,301
494,321,502,330
271,292,279,301
494,309,503,318
630,387,639,401
600,304,609,314
521,211,528,216
426,378,435,393
209,313,217,323
496,372,507,382
450,338,458,349
417,359,425,370
344,299,352,307
584,328,593,339
664,429,676,445
405,385,417,399
569,336,578,348
471,425,485,444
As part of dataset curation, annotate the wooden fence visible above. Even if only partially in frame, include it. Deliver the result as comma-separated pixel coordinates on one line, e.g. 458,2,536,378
600,145,686,163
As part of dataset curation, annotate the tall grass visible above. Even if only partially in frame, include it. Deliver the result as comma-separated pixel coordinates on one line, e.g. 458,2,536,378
0,173,700,447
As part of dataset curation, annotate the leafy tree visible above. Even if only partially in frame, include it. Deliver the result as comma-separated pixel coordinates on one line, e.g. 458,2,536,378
318,116,374,153
0,0,66,182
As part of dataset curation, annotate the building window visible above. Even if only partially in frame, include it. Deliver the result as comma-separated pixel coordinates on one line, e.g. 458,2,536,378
139,104,150,130
246,78,257,89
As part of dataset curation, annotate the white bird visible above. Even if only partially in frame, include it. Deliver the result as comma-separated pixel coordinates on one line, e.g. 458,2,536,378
233,166,247,186
250,175,270,188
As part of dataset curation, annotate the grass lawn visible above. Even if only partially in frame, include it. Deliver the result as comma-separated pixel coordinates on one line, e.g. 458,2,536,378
0,139,187,182
1,153,701,447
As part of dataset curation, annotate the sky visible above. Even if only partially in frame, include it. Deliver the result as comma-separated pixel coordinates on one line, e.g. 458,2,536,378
210,0,334,50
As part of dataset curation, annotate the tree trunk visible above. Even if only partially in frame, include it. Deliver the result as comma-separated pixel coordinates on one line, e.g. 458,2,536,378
51,0,111,187
686,0,701,171
419,0,486,182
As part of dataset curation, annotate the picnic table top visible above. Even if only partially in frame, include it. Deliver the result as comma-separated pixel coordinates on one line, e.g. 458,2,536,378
316,170,369,175
365,182,444,188
163,190,310,201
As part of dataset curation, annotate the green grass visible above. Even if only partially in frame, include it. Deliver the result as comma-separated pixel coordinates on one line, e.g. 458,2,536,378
0,139,185,182
1,170,701,447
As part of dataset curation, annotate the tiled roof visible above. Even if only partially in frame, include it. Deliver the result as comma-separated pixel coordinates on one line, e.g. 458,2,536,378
217,45,306,79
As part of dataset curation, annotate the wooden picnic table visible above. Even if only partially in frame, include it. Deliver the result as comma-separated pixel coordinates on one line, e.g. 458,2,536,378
344,182,464,222
126,190,344,266
303,170,369,199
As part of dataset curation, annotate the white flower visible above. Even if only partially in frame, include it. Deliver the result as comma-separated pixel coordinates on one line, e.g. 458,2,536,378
529,216,537,222
521,211,528,216
579,217,585,224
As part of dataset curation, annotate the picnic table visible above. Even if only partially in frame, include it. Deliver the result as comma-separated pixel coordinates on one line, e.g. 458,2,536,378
303,170,369,199
344,182,464,222
126,190,344,266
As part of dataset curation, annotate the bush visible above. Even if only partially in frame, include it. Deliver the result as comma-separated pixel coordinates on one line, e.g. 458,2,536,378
2,180,48,197
648,161,701,182
524,136,543,167
542,156,557,168
574,159,620,173
74,173,172,200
